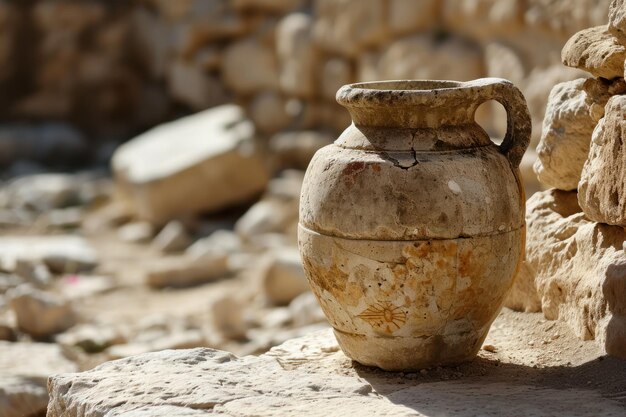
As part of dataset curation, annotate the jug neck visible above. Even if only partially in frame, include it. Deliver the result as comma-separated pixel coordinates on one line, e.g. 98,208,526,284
337,80,484,130
336,80,494,151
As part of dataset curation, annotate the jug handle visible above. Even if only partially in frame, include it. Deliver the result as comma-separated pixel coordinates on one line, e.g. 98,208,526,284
465,78,531,168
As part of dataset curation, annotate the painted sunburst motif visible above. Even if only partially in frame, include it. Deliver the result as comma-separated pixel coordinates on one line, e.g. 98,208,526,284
357,301,407,333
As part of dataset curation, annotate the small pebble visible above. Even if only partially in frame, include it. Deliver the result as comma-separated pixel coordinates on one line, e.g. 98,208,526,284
482,344,497,353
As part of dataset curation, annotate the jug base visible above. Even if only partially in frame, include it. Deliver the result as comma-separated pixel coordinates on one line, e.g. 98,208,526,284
333,327,488,371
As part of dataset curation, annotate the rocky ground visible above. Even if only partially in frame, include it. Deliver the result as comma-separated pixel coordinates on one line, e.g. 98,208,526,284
45,309,626,416
0,162,328,416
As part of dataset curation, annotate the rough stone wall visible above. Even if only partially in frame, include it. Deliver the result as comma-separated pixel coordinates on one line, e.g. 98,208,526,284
0,0,611,148
506,0,626,358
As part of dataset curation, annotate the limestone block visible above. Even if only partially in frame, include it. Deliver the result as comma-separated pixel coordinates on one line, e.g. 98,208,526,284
376,34,483,82
222,37,279,95
518,148,544,198
388,0,440,36
507,189,626,358
523,64,590,147
579,95,626,225
0,235,97,274
525,0,612,37
609,0,626,38
8,285,76,338
152,220,192,253
320,58,352,101
313,0,387,56
256,247,310,306
534,79,610,191
235,198,298,240
144,254,228,288
1,341,77,417
112,105,269,223
168,60,227,110
248,91,291,134
562,26,626,79
443,0,524,40
46,325,626,417
276,13,316,98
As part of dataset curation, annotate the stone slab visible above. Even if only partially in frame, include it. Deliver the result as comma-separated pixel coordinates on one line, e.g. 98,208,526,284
48,310,626,416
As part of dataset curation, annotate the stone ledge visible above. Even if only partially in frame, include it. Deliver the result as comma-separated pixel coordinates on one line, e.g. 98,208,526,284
47,310,626,417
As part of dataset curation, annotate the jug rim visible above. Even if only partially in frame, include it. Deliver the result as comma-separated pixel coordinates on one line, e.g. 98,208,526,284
336,78,505,108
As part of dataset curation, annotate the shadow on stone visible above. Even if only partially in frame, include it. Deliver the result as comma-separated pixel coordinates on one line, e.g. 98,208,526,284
354,355,626,416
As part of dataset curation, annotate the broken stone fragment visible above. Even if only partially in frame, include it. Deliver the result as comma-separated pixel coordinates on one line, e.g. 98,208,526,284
8,284,77,339
534,78,616,190
1,341,77,417
0,235,98,274
561,25,626,79
152,220,192,253
255,247,310,306
13,259,52,287
6,173,82,212
578,95,626,225
235,198,298,240
209,295,248,340
186,229,242,263
144,254,228,288
112,105,269,224
117,221,155,243
56,324,126,353
507,189,626,358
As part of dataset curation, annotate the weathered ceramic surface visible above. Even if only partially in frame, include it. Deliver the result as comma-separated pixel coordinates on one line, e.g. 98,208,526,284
299,226,522,370
299,78,531,370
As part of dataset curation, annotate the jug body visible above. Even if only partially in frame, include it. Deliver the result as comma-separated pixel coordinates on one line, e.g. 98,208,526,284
298,78,531,370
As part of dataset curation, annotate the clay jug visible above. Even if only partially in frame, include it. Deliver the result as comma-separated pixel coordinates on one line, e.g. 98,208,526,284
298,78,531,371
